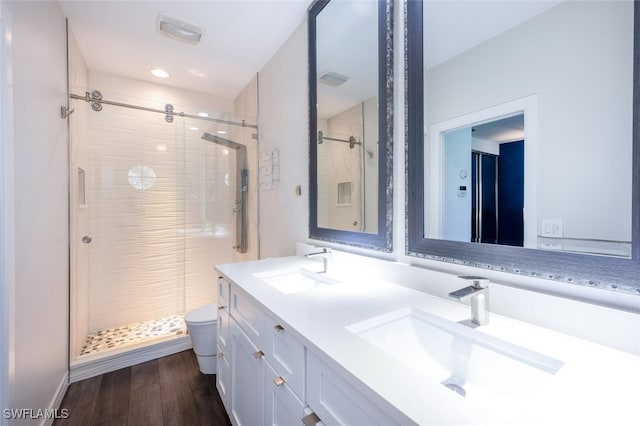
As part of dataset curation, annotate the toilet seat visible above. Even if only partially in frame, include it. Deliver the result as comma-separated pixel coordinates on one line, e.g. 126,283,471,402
184,303,217,325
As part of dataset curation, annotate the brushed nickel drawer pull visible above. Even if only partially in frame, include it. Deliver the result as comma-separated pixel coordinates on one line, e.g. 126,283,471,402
273,376,285,386
252,350,264,359
302,412,321,426
274,324,284,332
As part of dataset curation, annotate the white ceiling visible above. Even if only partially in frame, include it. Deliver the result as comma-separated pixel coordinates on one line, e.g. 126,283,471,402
60,0,312,101
424,1,562,70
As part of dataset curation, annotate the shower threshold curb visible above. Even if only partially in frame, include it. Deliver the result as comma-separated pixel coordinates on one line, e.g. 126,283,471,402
69,334,192,383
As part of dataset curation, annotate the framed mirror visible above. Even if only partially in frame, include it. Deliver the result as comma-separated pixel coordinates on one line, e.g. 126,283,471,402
407,0,640,294
309,0,393,251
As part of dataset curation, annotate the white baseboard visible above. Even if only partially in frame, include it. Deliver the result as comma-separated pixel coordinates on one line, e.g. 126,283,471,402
70,335,192,383
41,370,69,426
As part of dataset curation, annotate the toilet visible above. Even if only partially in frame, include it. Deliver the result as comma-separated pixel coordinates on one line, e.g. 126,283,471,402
184,303,218,374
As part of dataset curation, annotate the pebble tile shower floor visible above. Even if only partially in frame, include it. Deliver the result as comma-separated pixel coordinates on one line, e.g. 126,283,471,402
80,315,187,356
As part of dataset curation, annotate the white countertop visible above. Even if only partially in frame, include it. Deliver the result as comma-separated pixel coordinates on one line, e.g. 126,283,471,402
216,256,640,426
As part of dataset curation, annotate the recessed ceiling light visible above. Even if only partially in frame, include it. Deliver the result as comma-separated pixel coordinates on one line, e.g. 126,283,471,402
189,126,199,131
197,112,208,118
156,144,167,152
217,130,227,135
150,68,170,79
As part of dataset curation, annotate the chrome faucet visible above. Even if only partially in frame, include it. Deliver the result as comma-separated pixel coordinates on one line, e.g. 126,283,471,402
448,276,490,326
305,247,331,273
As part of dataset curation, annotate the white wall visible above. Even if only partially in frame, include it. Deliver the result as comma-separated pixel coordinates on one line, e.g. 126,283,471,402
258,21,309,258
4,1,69,423
0,2,14,423
442,128,471,241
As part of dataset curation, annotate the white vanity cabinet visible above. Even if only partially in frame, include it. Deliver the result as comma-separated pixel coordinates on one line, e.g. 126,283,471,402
216,272,398,426
306,352,399,426
218,276,310,426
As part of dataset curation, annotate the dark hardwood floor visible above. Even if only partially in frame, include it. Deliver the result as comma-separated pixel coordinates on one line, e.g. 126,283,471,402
54,350,231,426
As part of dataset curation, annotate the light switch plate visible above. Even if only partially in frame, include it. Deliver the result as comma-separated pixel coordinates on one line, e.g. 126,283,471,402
541,219,563,237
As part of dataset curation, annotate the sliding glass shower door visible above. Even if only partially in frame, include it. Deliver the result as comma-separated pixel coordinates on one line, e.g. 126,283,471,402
69,89,257,359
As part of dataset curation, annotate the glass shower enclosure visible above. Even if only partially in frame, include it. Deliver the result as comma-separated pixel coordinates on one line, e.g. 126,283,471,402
68,87,258,364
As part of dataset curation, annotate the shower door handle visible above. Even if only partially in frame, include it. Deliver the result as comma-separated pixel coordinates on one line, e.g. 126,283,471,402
82,235,92,244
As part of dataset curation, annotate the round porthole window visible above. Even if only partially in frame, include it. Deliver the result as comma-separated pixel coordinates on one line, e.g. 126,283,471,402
128,165,157,190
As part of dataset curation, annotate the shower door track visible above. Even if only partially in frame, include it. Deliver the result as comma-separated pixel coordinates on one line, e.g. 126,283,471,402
69,91,258,129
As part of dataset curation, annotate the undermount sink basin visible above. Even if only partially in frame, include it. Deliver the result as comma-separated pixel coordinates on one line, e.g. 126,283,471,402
254,267,340,294
346,307,563,401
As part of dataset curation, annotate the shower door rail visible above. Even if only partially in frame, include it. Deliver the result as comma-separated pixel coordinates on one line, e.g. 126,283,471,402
70,90,258,129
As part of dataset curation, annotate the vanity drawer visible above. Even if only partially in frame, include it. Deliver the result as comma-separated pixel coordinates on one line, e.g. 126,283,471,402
230,282,265,348
265,312,306,401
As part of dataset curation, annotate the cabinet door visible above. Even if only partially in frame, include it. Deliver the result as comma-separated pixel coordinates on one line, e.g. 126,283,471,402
216,343,232,414
218,305,230,354
265,313,306,401
217,305,232,413
264,361,306,426
307,352,399,426
231,318,265,426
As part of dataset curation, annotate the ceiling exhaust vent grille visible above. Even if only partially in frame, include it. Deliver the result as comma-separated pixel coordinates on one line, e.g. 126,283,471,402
318,70,349,87
157,13,203,45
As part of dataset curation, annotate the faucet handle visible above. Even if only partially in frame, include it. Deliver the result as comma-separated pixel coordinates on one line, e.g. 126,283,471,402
458,276,489,288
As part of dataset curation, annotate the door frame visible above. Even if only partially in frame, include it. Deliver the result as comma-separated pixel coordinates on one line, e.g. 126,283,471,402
426,95,538,248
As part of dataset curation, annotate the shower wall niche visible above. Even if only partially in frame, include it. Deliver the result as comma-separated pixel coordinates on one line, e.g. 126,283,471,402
69,33,258,363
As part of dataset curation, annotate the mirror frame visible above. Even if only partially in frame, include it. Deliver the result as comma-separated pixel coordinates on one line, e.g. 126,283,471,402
406,0,640,295
308,0,394,252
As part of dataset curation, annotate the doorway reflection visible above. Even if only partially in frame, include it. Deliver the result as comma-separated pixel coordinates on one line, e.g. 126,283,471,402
442,114,524,247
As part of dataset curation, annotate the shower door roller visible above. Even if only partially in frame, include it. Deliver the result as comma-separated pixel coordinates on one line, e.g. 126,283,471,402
82,235,92,244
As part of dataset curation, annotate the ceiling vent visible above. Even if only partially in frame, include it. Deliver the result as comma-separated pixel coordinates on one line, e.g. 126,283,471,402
157,13,203,45
318,70,349,87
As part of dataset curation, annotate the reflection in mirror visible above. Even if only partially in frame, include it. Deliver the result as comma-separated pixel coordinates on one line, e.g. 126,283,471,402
424,0,632,258
437,114,524,247
309,0,393,250
406,0,640,293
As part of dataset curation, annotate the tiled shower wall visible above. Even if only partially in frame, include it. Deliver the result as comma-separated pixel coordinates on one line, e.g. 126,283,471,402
78,72,257,335
317,96,378,232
